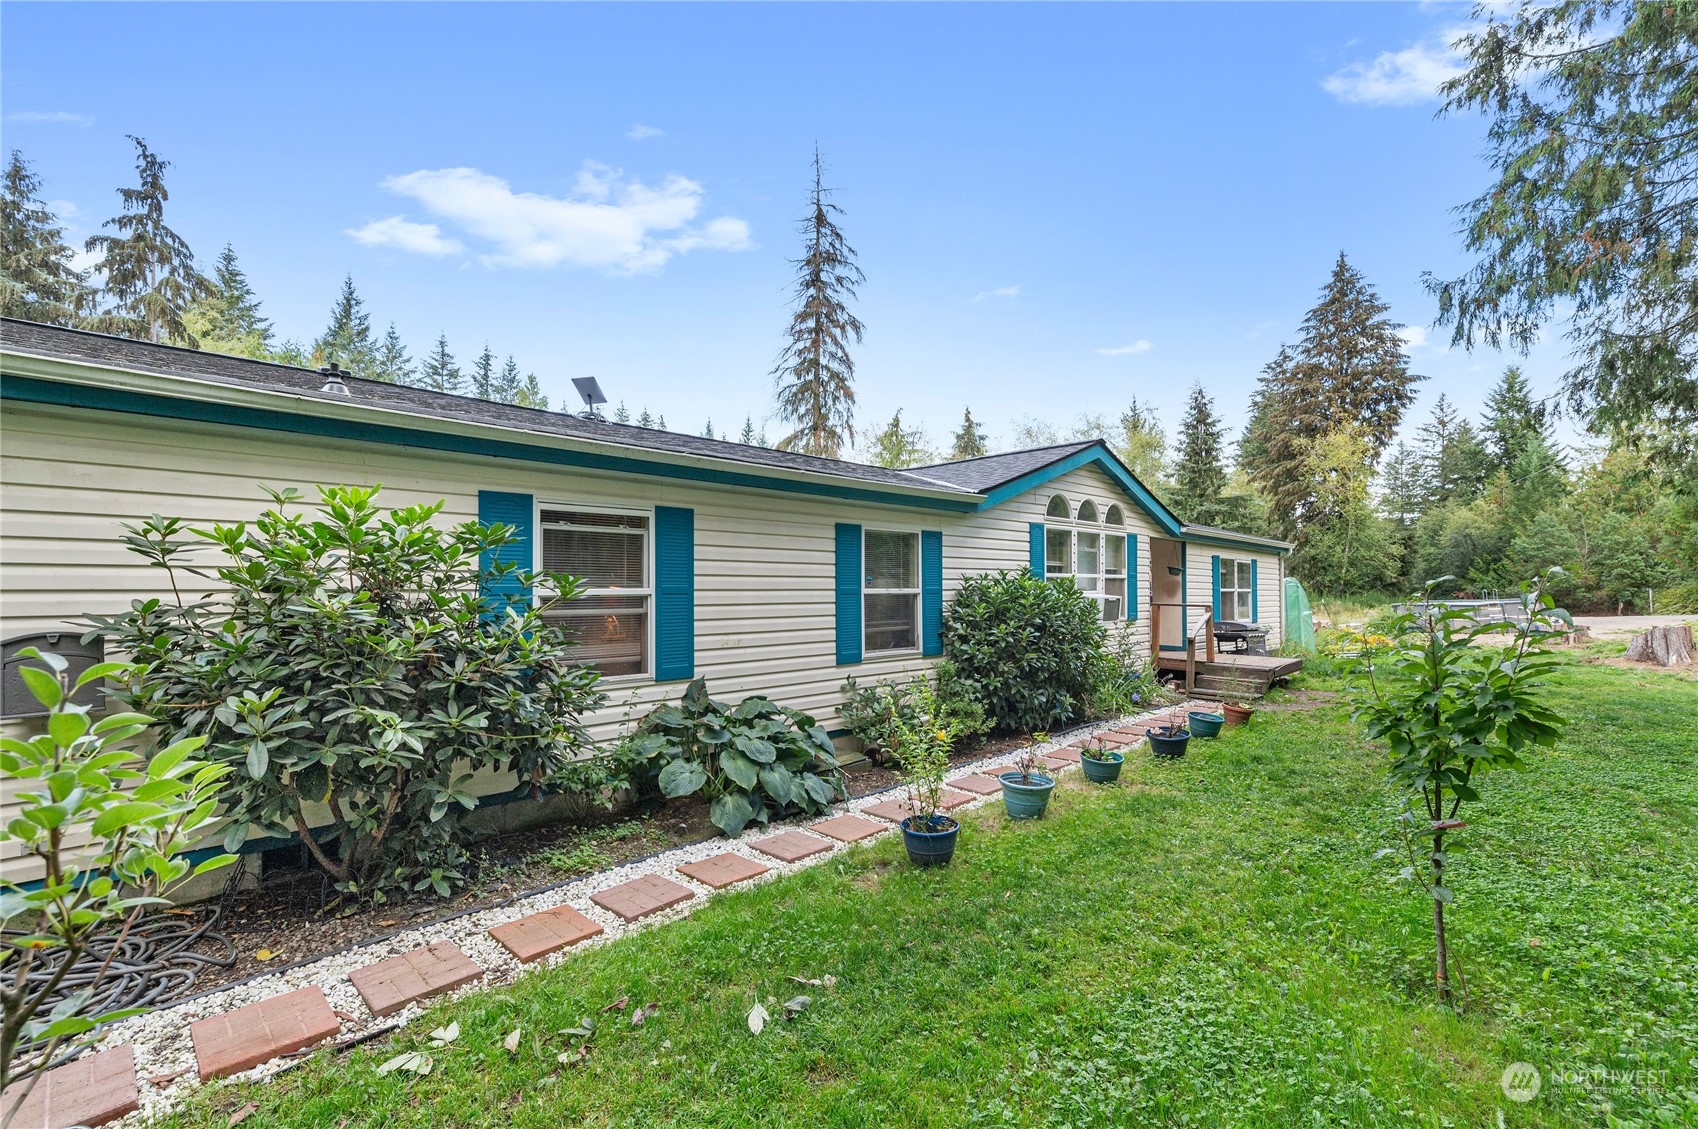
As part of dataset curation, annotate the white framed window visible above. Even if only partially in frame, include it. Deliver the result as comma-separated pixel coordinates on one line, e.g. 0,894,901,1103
1219,556,1255,623
1043,501,1127,622
864,529,920,653
537,506,651,677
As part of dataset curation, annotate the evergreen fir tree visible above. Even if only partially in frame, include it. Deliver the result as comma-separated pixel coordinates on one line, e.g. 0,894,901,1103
949,407,988,459
491,356,524,403
1379,441,1427,526
637,408,655,428
515,372,546,410
311,275,377,376
84,136,211,345
1113,400,1169,491
1,150,94,325
772,148,862,457
184,244,274,359
418,333,462,394
1416,394,1492,507
657,414,667,431
1481,366,1552,473
1170,384,1231,525
371,324,414,384
614,402,631,424
1244,254,1422,533
757,424,769,446
469,345,496,399
869,409,932,468
703,419,715,440
739,416,756,444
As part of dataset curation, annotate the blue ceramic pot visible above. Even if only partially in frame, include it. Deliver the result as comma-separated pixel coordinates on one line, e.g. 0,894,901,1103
999,772,1056,819
1148,729,1191,759
1187,711,1225,738
1080,751,1125,783
901,814,959,866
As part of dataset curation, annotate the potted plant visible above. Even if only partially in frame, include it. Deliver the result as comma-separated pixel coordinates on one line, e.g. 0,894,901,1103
1078,733,1124,784
1221,662,1257,726
999,742,1057,819
1187,709,1225,738
893,683,959,866
1146,711,1191,759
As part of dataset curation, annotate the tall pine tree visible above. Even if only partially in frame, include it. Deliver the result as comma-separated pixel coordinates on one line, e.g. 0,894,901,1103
372,324,414,384
470,344,497,399
772,148,862,457
1415,394,1492,507
491,356,524,403
418,333,462,394
1,150,94,325
739,416,756,444
614,402,631,424
869,410,932,468
1170,384,1232,525
312,276,377,376
949,407,988,459
84,136,211,345
515,372,547,409
637,408,655,428
184,244,274,359
1481,366,1551,473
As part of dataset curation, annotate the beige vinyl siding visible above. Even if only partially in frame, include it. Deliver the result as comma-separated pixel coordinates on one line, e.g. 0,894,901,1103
1183,544,1286,650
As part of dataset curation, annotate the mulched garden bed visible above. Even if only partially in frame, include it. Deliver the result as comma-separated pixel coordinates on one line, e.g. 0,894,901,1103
174,729,1049,997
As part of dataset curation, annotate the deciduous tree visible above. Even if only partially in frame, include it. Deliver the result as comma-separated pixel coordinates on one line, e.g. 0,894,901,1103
869,409,933,468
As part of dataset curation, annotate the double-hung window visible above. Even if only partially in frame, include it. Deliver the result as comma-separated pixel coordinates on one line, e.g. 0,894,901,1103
1043,495,1128,621
538,508,650,676
1218,557,1255,622
864,529,919,653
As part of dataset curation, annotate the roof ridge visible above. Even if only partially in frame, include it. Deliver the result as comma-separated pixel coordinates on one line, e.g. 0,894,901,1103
913,438,1098,470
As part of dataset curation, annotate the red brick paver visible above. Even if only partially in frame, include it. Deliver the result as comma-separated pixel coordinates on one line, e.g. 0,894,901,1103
190,987,340,1081
489,904,604,963
1040,755,1072,771
948,773,1002,795
748,830,833,863
0,1045,139,1128
590,874,696,922
860,798,917,823
677,852,771,889
937,788,976,811
348,941,483,1018
1046,747,1084,764
810,813,888,843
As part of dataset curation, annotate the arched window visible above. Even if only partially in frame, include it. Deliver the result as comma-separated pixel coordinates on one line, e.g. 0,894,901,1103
1046,494,1070,519
1077,500,1099,523
1105,504,1124,526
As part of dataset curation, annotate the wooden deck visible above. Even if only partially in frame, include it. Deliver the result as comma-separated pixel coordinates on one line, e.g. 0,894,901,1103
1154,652,1304,698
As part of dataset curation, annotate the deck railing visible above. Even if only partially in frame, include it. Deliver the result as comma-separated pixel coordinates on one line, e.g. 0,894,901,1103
1150,602,1215,688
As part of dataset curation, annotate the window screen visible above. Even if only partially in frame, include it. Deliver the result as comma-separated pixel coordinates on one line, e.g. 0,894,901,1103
864,530,919,653
538,509,651,676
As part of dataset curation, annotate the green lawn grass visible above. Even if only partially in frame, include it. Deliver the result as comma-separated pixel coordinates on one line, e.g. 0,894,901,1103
162,658,1697,1128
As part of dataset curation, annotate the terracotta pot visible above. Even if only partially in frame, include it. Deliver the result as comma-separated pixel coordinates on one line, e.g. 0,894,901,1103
1222,703,1255,726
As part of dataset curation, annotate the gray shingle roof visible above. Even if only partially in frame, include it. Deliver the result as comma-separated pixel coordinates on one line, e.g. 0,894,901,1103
0,319,970,495
909,441,1100,492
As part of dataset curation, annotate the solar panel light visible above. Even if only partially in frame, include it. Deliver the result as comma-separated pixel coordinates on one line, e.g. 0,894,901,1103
572,376,608,420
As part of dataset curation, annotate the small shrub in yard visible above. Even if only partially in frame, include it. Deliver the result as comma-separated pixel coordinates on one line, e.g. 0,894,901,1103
1085,631,1168,719
840,659,987,765
942,570,1106,732
1,651,235,1112
83,485,610,904
630,678,845,837
1342,570,1569,1003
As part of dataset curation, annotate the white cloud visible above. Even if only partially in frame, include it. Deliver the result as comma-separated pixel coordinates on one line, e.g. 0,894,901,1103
345,215,465,256
6,110,92,126
626,123,664,140
1095,340,1154,357
1398,324,1431,349
45,199,79,218
1323,27,1468,106
364,163,751,272
971,285,1021,302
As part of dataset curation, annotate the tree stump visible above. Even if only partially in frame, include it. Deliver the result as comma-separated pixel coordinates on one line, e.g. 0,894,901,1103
1623,625,1697,666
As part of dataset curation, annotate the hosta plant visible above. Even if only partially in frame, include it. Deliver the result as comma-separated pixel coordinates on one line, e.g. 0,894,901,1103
1342,571,1569,1003
632,678,845,836
1,651,235,1124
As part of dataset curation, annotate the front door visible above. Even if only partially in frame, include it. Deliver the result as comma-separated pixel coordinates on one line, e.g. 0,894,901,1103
1150,537,1184,651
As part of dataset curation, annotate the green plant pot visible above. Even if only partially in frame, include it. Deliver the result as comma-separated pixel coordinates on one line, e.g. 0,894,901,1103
1079,752,1124,783
1187,711,1225,738
998,772,1055,819
1148,729,1191,759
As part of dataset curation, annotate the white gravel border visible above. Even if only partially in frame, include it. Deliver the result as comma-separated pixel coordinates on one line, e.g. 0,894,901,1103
102,700,1217,1124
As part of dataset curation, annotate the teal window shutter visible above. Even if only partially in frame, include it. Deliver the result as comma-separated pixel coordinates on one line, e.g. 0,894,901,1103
836,523,863,665
1211,554,1222,620
654,506,695,681
921,530,943,656
1127,534,1139,621
1028,522,1045,576
1250,558,1259,623
478,491,533,610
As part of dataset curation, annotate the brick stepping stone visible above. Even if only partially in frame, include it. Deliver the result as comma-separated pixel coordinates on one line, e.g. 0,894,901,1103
490,904,604,963
948,773,1002,795
348,941,483,1018
677,852,770,889
748,829,833,863
191,986,340,1081
0,1044,139,1128
1040,755,1072,771
859,798,917,823
1046,747,1083,764
810,813,888,842
937,788,975,811
590,874,695,922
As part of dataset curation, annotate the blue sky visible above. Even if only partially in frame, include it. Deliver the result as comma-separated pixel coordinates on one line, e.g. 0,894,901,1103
2,2,1578,458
